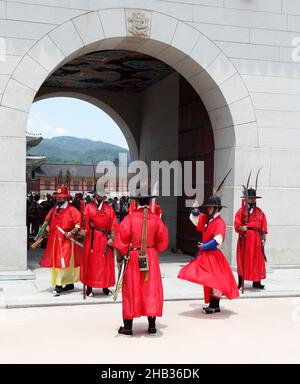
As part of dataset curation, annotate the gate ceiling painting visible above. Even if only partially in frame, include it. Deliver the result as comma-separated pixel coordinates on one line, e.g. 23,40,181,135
44,50,174,92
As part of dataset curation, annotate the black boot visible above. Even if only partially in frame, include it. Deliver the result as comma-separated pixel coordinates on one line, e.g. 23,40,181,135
86,286,94,297
238,275,243,290
103,288,112,296
203,296,221,314
147,316,157,335
253,281,265,289
62,284,74,292
53,285,63,296
118,319,133,336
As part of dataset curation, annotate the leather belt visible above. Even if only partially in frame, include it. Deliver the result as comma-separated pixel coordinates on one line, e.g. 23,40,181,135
90,225,109,252
132,245,155,251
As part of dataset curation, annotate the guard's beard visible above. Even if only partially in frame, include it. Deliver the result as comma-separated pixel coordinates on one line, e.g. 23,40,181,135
208,208,217,221
96,198,103,208
56,201,64,213
249,203,255,209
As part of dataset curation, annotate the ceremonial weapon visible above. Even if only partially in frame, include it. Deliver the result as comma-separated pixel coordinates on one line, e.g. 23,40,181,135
151,181,159,214
113,248,131,301
31,208,54,249
255,167,267,262
213,168,232,195
241,184,249,294
31,236,43,249
255,167,263,192
80,199,86,300
103,244,110,257
240,169,253,293
56,226,83,248
259,230,268,262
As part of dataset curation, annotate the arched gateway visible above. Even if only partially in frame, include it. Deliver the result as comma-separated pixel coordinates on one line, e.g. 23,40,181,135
0,5,258,272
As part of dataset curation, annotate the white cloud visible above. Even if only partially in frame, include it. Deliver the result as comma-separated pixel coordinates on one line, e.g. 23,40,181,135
27,113,70,137
53,128,70,136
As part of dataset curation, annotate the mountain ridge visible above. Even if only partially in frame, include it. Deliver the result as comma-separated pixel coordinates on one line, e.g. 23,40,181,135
27,136,130,164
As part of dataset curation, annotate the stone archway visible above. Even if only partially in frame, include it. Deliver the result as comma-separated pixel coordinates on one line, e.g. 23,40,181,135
0,6,258,271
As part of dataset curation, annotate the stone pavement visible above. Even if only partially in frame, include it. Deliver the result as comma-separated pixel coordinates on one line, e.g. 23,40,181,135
0,249,300,309
0,297,300,363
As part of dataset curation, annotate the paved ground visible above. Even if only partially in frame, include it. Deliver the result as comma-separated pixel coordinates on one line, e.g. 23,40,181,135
0,297,300,364
0,249,300,308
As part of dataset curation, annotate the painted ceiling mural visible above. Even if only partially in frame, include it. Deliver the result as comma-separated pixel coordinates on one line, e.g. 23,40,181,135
44,50,174,92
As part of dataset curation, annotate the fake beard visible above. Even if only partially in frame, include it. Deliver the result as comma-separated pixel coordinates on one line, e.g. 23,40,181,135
249,203,256,209
56,201,65,213
96,197,103,208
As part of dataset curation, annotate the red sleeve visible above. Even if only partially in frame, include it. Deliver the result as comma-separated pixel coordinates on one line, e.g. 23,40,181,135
196,213,208,232
108,205,118,232
128,201,136,214
234,207,244,234
154,217,169,253
261,210,268,234
214,218,226,240
113,215,132,256
70,206,81,227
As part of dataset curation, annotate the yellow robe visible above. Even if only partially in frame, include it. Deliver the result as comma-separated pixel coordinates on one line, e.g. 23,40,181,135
51,241,80,286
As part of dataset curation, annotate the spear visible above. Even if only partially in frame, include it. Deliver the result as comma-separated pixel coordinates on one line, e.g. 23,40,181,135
241,185,249,294
255,167,267,262
213,168,232,195
80,199,86,300
151,180,159,214
255,167,263,193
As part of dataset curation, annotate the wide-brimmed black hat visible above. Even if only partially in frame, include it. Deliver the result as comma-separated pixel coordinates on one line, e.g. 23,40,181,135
201,195,227,208
130,192,156,199
129,182,158,200
87,182,106,197
241,188,262,199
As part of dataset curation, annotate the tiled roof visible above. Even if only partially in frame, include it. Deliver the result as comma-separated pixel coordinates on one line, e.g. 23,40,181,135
37,163,95,177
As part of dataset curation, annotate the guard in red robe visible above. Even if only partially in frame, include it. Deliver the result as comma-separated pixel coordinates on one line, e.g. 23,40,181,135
235,188,268,289
113,194,168,335
80,193,118,296
178,195,239,313
128,199,162,218
39,186,82,296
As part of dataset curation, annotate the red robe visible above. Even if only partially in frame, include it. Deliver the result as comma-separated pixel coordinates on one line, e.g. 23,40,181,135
178,213,239,303
113,208,168,319
128,200,162,217
80,201,118,288
234,205,268,282
39,204,81,268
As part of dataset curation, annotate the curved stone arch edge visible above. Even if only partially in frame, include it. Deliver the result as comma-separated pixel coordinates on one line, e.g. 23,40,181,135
0,7,258,150
34,91,139,161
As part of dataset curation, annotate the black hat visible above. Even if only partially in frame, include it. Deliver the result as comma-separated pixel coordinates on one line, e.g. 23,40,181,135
129,181,157,200
241,188,262,199
201,195,227,209
130,192,156,199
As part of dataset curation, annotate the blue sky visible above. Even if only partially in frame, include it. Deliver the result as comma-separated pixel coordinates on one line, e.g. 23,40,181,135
27,97,129,149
